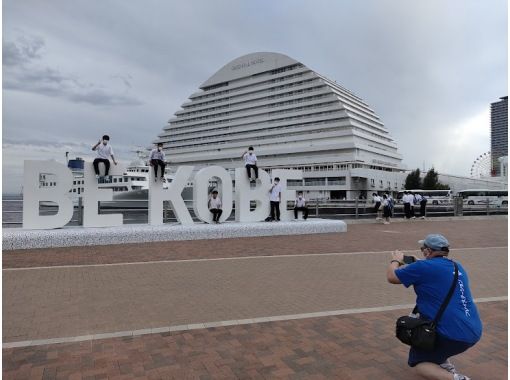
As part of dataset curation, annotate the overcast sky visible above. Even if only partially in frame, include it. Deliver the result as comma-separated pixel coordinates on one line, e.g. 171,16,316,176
2,0,507,193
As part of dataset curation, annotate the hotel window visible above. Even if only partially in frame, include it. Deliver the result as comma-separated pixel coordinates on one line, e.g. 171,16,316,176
288,180,303,187
327,177,346,185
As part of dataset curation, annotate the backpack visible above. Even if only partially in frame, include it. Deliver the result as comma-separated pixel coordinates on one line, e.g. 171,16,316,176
413,195,420,205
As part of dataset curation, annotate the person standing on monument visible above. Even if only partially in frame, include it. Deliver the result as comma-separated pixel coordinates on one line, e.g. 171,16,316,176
269,177,282,221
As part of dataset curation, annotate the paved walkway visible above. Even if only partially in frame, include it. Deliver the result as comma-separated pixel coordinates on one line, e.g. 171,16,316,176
3,218,507,268
3,219,508,379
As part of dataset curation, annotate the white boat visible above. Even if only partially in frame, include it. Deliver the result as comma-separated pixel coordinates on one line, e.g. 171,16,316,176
40,151,193,209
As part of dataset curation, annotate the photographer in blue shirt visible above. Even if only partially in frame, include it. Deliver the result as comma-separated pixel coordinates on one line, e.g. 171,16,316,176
387,234,482,380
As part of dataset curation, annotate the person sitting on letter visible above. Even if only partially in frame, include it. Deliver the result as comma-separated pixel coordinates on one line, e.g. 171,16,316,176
208,190,223,224
294,191,309,220
149,143,166,183
242,146,258,182
92,135,117,180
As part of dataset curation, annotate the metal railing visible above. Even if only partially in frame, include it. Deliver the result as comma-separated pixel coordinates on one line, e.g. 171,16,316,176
3,198,508,228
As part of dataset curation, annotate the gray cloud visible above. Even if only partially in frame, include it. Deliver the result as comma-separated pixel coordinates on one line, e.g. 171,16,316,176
3,32,142,107
2,33,44,66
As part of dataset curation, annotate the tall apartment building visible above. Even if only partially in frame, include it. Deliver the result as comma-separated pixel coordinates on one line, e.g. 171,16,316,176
156,52,406,200
491,96,508,176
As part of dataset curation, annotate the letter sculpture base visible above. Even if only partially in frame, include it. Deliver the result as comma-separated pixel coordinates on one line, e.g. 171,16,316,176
4,220,347,250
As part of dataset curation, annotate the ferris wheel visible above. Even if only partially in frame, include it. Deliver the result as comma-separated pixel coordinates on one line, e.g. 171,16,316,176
470,152,492,178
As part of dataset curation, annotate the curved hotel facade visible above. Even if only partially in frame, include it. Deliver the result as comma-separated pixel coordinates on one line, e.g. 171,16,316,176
156,52,406,200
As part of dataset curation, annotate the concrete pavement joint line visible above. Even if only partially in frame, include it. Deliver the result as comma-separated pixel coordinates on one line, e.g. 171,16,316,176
3,296,506,349
3,246,507,272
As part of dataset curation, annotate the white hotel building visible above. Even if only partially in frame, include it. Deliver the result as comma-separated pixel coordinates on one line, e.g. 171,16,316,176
156,52,406,200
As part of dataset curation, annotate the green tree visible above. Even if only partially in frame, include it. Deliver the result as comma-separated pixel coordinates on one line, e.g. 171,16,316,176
405,169,421,190
422,168,450,190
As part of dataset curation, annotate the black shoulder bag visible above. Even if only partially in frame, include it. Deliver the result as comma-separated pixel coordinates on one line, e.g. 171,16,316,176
395,261,458,351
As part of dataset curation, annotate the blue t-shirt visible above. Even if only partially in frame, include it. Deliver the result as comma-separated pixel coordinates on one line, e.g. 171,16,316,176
395,257,482,343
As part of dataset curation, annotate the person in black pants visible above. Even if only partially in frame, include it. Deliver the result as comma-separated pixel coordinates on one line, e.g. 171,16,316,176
242,146,258,182
372,193,382,220
269,177,282,221
419,194,428,219
208,190,223,224
92,135,117,179
149,143,166,182
403,191,412,219
294,191,309,220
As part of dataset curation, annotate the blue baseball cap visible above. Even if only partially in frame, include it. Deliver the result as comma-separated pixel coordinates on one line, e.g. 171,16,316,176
418,234,450,251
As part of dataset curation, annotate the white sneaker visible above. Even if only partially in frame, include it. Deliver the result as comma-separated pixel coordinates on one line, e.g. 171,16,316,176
453,374,471,380
440,359,457,374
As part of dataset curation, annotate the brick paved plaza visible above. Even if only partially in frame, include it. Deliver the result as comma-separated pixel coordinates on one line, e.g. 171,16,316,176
3,218,508,379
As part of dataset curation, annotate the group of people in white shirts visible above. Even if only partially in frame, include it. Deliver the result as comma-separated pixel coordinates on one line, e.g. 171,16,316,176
372,191,427,224
401,191,428,220
91,136,167,183
92,140,308,224
372,193,394,225
208,146,309,223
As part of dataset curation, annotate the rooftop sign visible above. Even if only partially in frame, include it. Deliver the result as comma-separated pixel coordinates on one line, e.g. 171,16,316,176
231,57,264,71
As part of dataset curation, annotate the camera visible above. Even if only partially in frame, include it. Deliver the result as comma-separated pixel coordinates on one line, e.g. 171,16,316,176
403,255,417,264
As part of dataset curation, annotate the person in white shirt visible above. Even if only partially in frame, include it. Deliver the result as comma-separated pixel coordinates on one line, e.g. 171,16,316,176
372,193,382,220
92,135,117,180
149,143,166,182
385,192,395,217
208,190,223,223
414,193,423,206
403,191,412,219
269,177,282,221
294,191,309,220
410,193,417,219
418,193,428,219
382,194,391,224
242,146,258,182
